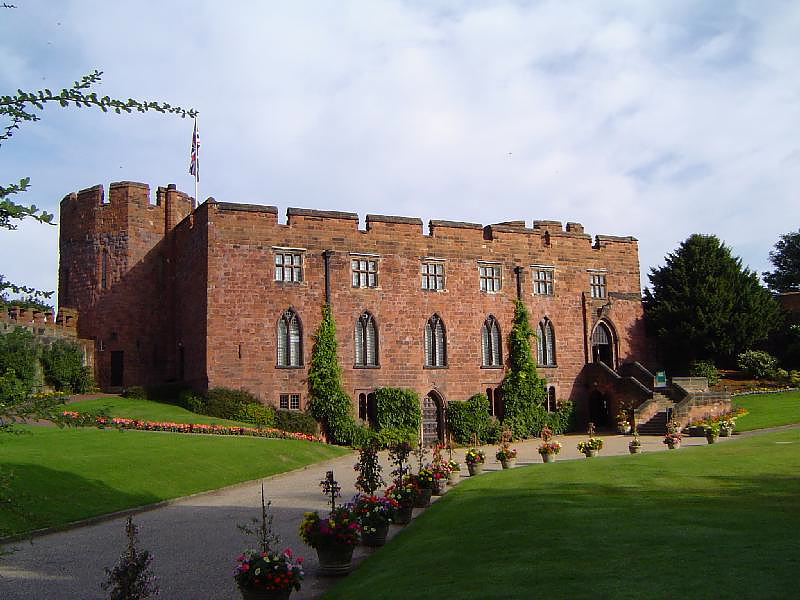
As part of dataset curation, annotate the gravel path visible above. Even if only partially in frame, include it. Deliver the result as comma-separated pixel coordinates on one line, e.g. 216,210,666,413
0,430,748,599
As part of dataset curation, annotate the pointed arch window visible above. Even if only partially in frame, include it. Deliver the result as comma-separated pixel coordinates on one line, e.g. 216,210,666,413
277,309,303,367
481,315,502,367
424,314,447,368
537,318,556,366
354,312,378,367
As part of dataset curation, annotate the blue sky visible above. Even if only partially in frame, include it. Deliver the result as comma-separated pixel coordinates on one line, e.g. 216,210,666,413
2,1,798,304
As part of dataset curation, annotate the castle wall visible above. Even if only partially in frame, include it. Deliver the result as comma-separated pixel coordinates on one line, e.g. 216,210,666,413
201,201,648,411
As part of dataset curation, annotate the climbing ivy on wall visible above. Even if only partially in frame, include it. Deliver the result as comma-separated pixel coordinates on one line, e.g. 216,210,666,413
307,304,356,445
500,299,549,438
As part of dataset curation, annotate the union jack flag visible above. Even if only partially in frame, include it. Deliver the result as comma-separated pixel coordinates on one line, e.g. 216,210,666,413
189,119,199,179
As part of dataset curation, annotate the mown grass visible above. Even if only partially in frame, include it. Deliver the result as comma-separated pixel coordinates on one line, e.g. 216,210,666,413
733,389,800,431
325,430,800,600
64,396,250,426
0,427,349,537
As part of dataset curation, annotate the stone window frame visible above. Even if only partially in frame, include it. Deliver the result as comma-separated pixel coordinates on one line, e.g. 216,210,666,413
279,393,301,411
478,261,502,293
536,317,557,367
350,253,379,288
273,246,306,283
531,264,555,296
481,315,503,368
276,308,303,368
423,313,448,368
354,311,379,368
589,270,607,299
421,258,446,291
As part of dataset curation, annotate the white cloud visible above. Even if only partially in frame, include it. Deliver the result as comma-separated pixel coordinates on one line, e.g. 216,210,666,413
1,0,798,304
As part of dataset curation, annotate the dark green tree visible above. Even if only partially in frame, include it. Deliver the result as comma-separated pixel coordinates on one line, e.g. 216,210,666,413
763,229,800,293
307,304,353,444
643,234,779,370
500,300,548,438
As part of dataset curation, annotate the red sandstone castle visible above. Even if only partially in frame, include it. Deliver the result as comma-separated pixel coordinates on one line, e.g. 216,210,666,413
59,181,657,442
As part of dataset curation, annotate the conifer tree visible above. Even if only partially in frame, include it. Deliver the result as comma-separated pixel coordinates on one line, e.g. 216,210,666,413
500,299,548,438
643,234,779,370
307,304,352,443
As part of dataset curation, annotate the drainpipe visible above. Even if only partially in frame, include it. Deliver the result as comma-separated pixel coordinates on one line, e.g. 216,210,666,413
322,250,333,305
514,266,523,300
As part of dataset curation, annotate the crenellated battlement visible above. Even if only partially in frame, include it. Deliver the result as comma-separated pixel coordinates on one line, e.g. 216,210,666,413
205,200,637,250
1,305,78,338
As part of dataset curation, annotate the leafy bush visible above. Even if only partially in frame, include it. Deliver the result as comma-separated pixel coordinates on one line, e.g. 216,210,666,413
789,370,800,387
236,402,275,428
41,339,93,393
483,418,503,444
688,360,720,387
0,327,40,394
372,426,417,448
737,350,779,379
374,387,421,432
204,387,261,420
178,389,206,414
446,394,491,444
0,368,27,404
122,386,147,399
274,410,318,435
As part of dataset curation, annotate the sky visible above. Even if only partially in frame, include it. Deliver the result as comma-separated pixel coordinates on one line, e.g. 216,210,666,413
1,0,798,306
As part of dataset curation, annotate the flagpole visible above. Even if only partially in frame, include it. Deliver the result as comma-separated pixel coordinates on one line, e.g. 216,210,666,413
194,116,199,204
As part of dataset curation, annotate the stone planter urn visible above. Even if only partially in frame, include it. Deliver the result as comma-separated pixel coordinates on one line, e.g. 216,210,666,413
447,471,460,485
432,479,446,496
628,444,642,454
667,441,680,450
706,433,719,444
500,457,517,469
584,449,598,458
467,462,484,476
540,452,556,463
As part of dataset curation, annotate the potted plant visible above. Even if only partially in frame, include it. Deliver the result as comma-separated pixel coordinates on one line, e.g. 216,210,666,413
577,437,603,457
616,411,631,434
705,423,720,444
495,444,518,469
719,419,735,437
663,432,682,450
411,468,436,507
353,441,384,495
446,459,461,484
384,477,417,525
465,448,486,476
430,463,451,495
628,433,642,454
235,486,304,600
351,494,399,547
536,440,560,463
298,471,361,575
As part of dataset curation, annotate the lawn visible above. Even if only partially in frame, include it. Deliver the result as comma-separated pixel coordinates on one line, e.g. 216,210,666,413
64,395,250,426
0,427,350,537
733,389,800,431
325,430,800,600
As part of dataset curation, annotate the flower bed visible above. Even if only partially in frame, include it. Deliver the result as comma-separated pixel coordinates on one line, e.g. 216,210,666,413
60,411,324,443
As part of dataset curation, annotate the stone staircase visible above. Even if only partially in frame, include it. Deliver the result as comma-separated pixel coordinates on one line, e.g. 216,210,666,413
633,392,674,435
636,410,669,435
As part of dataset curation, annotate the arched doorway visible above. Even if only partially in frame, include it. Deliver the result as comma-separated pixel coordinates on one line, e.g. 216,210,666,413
588,389,611,428
422,391,444,446
591,322,614,367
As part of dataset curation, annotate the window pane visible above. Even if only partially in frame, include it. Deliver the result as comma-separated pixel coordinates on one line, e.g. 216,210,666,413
481,324,490,366
424,322,432,365
366,319,376,365
491,322,501,365
289,318,301,366
354,319,364,365
277,319,287,365
279,394,289,409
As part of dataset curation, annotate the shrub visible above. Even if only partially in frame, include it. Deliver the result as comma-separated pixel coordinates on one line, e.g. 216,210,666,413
446,394,491,444
122,386,147,399
483,418,503,444
41,339,93,393
274,410,318,435
372,426,417,448
789,370,800,387
236,402,275,428
688,359,720,386
0,327,40,395
178,389,206,414
737,350,779,379
0,368,27,404
374,387,421,432
204,387,261,420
